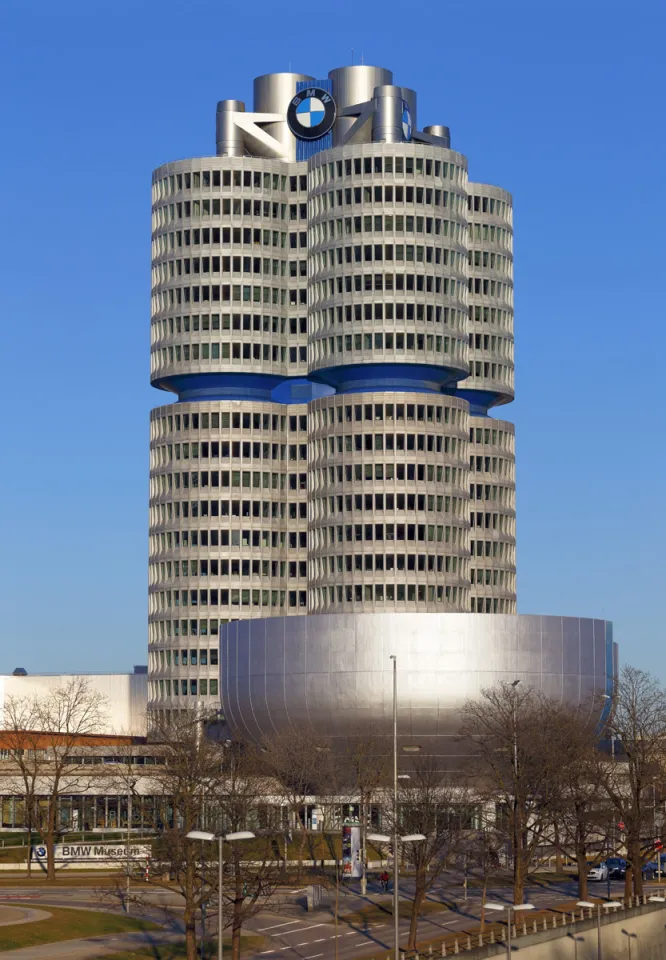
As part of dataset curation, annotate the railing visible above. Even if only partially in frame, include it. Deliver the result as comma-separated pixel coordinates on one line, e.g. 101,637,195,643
390,896,663,958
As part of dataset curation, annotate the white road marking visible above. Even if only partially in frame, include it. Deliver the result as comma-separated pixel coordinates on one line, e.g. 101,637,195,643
304,954,324,959
259,951,276,954
282,924,327,935
259,921,302,931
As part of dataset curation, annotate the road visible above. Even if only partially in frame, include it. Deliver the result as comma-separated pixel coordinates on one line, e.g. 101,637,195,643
0,874,657,960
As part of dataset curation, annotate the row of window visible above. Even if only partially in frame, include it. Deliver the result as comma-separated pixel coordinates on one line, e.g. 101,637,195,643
315,400,464,426
151,315,306,340
311,333,502,369
313,433,465,457
312,304,467,329
151,589,308,616
314,583,465,605
153,647,219,667
316,492,476,520
152,342,307,366
153,170,306,203
312,553,465,576
314,522,467,547
314,243,465,273
313,463,464,485
150,528,308,555
153,678,219,698
151,471,307,496
150,499,305,525
312,216,465,247
152,409,307,435
152,226,302,257
151,559,307,584
313,273,468,300
311,184,465,215
469,249,512,275
471,597,515,613
470,569,514,586
312,154,465,184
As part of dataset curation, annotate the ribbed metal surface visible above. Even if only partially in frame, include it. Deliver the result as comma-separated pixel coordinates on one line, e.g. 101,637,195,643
221,614,616,763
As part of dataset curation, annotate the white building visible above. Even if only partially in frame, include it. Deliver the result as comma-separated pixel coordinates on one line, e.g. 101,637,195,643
0,668,148,737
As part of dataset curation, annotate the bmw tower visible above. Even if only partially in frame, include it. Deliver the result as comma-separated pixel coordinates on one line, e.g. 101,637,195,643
148,65,615,753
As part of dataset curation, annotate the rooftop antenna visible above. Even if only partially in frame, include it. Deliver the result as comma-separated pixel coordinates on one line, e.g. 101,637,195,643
361,52,364,65
351,48,354,65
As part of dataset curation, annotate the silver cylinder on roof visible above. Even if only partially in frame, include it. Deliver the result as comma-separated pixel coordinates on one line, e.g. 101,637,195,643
253,72,314,162
328,65,393,145
424,124,451,148
371,85,405,142
216,100,245,157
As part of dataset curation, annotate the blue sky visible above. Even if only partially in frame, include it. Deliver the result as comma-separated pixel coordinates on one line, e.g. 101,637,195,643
0,0,663,676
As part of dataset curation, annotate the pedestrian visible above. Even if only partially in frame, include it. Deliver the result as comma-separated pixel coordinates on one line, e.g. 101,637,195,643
380,870,389,892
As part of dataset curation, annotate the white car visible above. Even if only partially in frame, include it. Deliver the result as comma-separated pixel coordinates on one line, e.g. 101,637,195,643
587,862,609,881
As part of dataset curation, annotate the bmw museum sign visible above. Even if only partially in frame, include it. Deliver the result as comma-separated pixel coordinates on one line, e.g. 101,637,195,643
287,86,336,140
32,843,151,862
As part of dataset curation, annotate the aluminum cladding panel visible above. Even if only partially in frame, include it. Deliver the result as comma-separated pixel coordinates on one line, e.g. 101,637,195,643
220,614,616,761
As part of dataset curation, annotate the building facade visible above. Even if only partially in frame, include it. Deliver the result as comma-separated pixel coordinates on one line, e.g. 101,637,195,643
0,669,148,737
148,65,516,716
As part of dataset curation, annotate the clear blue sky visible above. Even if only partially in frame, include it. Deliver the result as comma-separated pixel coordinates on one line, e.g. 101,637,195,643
1,0,663,676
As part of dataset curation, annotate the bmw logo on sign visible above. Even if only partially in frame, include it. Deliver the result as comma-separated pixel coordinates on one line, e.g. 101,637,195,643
287,87,336,141
402,103,412,142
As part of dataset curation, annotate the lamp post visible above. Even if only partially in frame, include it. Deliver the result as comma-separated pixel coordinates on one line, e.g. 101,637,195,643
187,829,255,960
125,776,137,914
368,831,425,960
390,655,398,960
578,901,621,960
501,679,520,893
485,902,534,960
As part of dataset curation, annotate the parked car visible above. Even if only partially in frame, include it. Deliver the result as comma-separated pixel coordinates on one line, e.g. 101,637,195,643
587,861,609,881
642,861,658,880
605,857,627,879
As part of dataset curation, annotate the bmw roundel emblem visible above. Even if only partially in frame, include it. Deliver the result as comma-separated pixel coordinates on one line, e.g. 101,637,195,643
287,87,336,141
402,103,412,142
36,846,46,858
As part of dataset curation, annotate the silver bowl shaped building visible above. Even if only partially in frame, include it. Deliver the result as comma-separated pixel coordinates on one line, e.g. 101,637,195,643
221,614,616,760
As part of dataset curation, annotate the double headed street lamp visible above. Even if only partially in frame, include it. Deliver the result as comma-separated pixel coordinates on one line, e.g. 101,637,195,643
577,900,621,960
485,902,534,960
187,829,255,960
367,832,425,960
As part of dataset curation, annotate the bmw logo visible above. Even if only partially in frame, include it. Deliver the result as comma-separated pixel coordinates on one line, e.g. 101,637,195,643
36,846,46,858
402,103,412,142
287,87,336,141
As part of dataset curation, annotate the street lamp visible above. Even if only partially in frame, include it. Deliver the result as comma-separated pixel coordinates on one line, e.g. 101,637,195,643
187,829,255,960
125,776,137,914
577,901,621,960
485,902,534,960
367,832,425,958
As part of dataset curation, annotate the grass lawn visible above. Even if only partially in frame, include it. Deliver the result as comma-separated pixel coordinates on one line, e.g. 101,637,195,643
93,935,264,959
0,905,161,952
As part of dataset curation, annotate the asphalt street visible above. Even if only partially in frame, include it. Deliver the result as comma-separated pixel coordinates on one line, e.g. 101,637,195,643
0,875,656,960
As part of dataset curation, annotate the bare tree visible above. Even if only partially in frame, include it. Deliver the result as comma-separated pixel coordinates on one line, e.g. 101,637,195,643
260,727,332,875
381,757,472,950
465,823,502,931
460,683,573,904
549,711,609,901
139,712,225,960
2,677,108,880
136,716,281,960
601,665,666,898
214,739,282,960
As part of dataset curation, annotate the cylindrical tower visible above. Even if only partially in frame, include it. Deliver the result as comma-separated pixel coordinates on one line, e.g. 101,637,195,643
457,183,516,613
149,152,310,718
306,141,472,613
